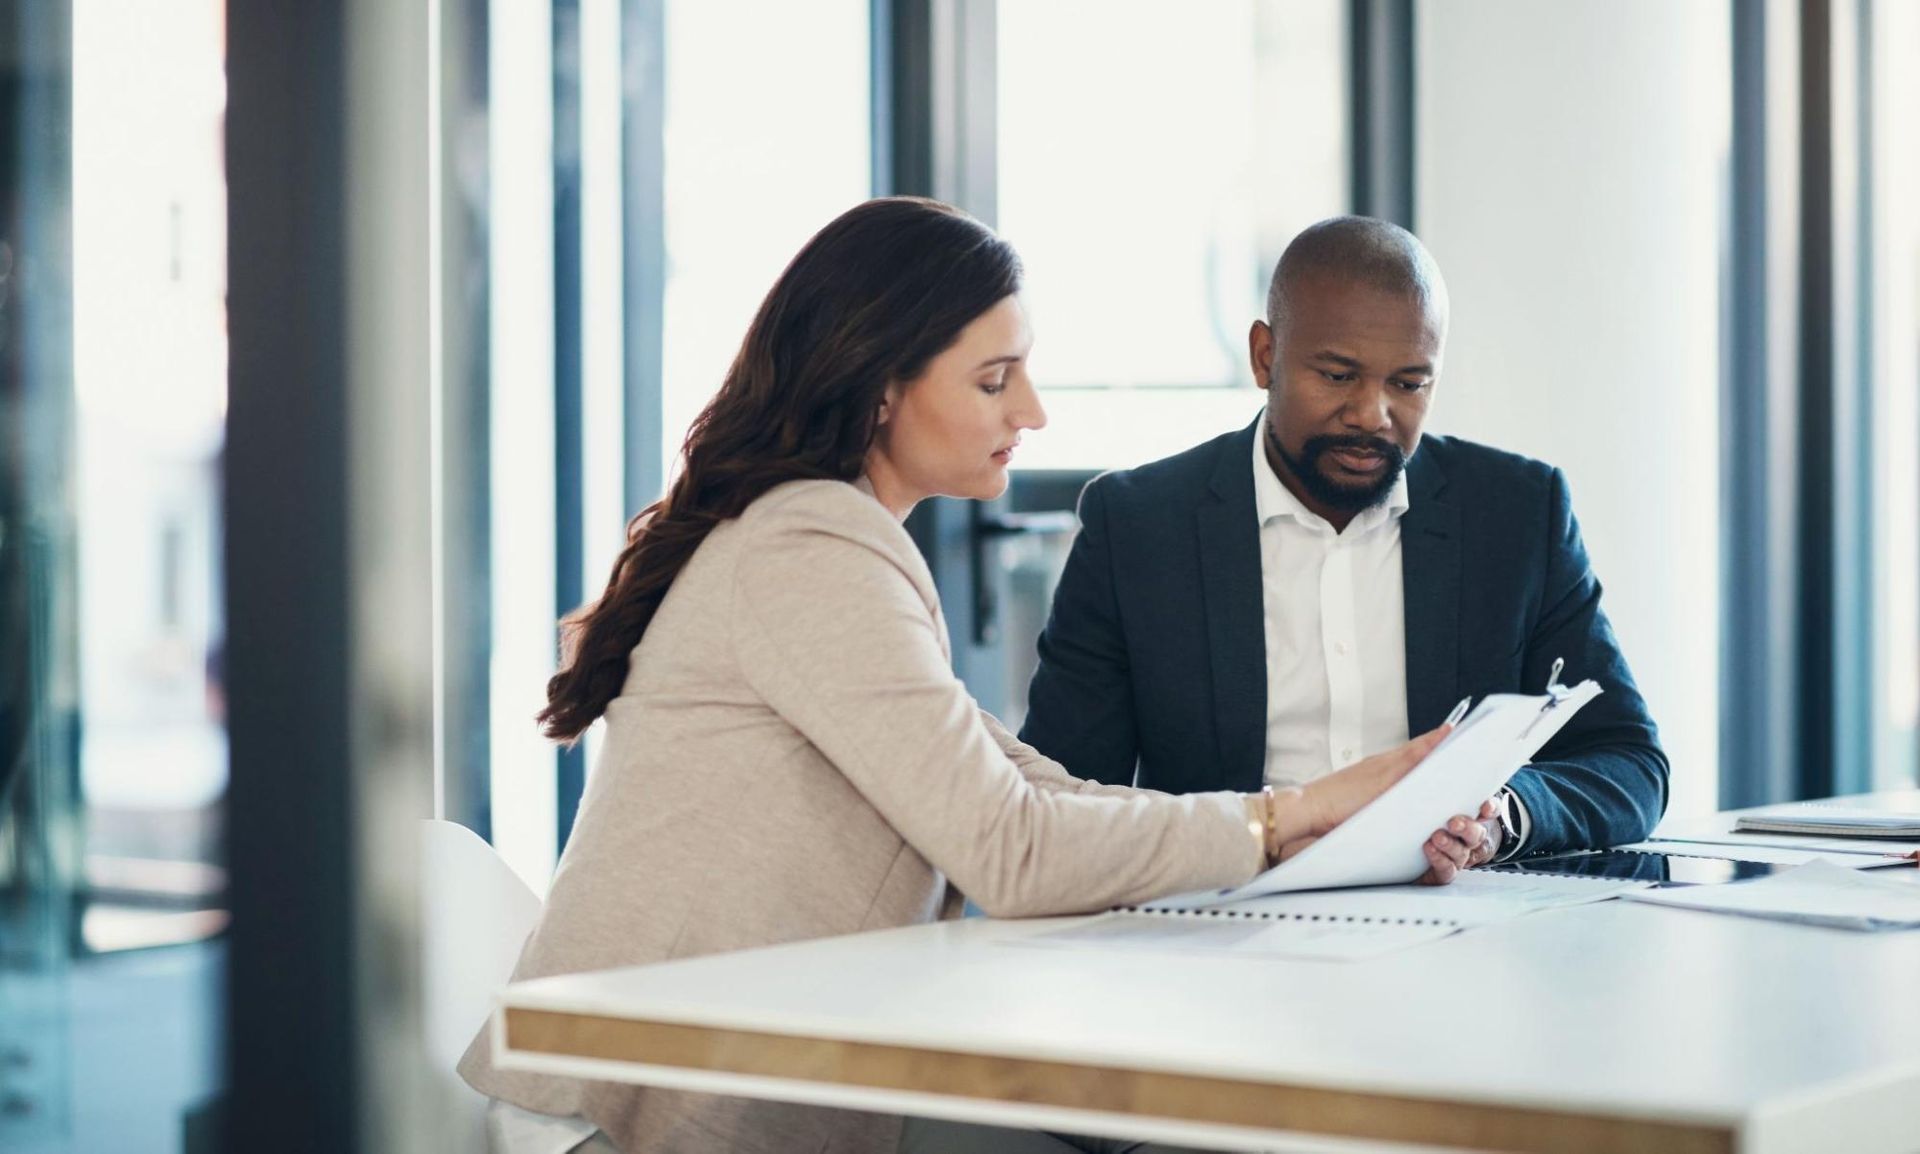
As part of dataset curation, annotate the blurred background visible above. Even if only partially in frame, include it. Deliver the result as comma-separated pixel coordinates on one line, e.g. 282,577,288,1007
0,0,1914,1150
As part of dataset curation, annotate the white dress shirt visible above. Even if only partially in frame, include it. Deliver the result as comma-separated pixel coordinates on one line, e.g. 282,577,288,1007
1250,434,1532,854
1252,431,1412,788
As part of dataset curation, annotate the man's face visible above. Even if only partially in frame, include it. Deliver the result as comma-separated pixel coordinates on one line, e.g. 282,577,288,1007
1249,271,1444,522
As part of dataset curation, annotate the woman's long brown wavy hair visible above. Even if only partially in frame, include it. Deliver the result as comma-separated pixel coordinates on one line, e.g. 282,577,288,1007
537,197,1022,742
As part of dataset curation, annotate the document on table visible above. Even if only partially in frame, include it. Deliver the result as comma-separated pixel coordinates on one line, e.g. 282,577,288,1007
1159,678,1603,909
1622,860,1920,931
1016,869,1649,961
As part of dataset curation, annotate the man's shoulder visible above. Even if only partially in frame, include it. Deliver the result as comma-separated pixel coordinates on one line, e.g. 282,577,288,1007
1085,422,1253,507
1416,433,1559,499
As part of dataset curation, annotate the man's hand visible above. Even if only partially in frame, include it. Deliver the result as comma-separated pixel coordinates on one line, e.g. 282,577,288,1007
1418,797,1503,885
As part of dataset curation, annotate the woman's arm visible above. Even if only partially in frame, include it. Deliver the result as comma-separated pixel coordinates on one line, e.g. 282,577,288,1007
978,709,1143,799
729,486,1261,917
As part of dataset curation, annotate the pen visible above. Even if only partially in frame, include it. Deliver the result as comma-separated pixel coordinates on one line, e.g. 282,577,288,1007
1444,696,1473,728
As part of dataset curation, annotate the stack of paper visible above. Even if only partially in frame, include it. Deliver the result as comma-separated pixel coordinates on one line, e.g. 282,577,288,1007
1621,860,1920,931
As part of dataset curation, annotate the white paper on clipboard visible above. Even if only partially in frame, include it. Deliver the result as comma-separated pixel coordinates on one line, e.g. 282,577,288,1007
1145,677,1604,910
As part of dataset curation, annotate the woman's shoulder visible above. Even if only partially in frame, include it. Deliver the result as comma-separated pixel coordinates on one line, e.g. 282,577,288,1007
737,478,904,543
728,478,934,596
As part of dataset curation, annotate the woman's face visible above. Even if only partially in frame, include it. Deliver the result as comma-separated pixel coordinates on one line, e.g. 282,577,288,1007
867,294,1046,516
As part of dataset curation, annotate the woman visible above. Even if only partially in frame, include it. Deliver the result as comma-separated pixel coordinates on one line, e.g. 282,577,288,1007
460,198,1481,1153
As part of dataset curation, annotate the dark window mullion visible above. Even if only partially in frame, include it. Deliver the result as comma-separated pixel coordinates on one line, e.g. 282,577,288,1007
1349,0,1415,226
621,0,666,518
553,0,586,848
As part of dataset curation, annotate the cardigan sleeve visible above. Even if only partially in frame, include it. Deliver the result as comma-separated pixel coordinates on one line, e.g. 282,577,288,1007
978,709,1144,800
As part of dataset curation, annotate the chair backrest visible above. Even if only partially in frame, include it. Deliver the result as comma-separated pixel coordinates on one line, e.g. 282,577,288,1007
419,818,544,1074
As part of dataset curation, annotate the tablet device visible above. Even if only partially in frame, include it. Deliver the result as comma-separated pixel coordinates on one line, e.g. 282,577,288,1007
1485,848,1795,886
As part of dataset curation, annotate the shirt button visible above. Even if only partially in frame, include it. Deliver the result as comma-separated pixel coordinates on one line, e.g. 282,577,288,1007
1335,641,1350,656
1341,747,1354,762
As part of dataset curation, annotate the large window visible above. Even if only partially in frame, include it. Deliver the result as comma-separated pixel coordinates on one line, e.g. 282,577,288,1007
477,0,873,891
997,0,1349,472
658,0,872,483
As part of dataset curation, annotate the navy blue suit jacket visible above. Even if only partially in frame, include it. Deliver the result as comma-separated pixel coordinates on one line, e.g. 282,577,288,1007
1018,419,1669,856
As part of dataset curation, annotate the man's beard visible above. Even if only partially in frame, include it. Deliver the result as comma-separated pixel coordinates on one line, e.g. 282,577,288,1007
1266,417,1407,514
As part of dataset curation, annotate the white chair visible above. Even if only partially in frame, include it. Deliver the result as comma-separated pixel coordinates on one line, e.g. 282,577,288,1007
419,818,545,1148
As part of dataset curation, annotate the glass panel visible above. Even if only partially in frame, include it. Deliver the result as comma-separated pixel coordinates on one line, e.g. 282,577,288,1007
0,9,79,1143
997,0,1349,471
658,0,871,484
71,0,228,952
1870,0,1920,790
5,1,228,1149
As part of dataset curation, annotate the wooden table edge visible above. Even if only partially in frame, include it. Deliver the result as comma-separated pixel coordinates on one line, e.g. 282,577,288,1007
502,1006,1735,1154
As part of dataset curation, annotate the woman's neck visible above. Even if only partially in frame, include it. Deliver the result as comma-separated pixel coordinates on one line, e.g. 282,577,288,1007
860,455,920,522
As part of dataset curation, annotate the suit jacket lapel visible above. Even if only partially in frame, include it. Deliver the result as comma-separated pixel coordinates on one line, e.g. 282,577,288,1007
1197,421,1269,792
1401,446,1461,733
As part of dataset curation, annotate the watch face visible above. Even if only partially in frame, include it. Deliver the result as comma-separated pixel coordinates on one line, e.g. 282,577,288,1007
1493,788,1519,841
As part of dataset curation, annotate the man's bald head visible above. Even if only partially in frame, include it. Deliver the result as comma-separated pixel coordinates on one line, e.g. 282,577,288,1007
1249,217,1448,531
1265,216,1449,338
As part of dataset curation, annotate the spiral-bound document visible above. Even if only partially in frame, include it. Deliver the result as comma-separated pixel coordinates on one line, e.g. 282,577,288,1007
1020,870,1648,961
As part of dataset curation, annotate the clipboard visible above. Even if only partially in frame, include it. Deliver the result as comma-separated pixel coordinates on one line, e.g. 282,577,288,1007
1145,660,1604,910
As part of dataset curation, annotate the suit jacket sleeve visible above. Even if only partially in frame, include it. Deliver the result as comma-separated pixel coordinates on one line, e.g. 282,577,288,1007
1018,477,1142,786
1504,468,1671,854
729,487,1258,917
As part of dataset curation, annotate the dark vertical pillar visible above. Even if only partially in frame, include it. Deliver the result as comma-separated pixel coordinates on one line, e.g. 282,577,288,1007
224,1,358,1147
442,0,494,840
1723,0,1801,809
1350,0,1415,226
1797,0,1837,800
1723,0,1866,806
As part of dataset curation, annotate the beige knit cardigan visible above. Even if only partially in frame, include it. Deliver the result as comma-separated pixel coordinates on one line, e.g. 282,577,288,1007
460,478,1261,1152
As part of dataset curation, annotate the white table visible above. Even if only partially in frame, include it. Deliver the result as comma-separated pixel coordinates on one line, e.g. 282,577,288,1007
493,798,1920,1153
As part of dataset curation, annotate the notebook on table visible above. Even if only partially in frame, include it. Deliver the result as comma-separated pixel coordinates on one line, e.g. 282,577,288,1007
1732,806,1920,839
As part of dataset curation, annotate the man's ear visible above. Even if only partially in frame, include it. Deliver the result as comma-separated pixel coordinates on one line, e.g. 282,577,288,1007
1249,320,1276,392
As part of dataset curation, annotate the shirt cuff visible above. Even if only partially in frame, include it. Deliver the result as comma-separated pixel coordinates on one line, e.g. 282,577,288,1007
1492,787,1533,861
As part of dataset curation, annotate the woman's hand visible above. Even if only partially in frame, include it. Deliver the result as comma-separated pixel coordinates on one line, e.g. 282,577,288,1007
1276,727,1451,857
1417,797,1503,885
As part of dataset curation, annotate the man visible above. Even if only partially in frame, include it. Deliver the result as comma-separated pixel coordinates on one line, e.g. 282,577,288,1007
1020,217,1667,864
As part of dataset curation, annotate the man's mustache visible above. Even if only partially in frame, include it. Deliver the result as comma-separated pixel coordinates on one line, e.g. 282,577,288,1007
1303,434,1405,465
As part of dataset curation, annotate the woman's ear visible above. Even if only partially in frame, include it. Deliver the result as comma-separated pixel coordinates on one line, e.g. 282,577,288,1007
876,381,902,427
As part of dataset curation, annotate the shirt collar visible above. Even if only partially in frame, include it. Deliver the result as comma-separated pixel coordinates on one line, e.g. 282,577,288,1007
1250,426,1412,535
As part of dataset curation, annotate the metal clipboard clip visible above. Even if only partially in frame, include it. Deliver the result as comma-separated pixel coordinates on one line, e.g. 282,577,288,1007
1519,657,1574,740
